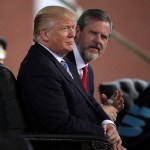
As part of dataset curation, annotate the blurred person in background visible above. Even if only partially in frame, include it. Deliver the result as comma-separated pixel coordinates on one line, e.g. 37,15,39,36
0,37,33,150
0,38,7,64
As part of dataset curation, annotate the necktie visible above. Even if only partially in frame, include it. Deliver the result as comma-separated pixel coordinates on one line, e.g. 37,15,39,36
82,66,88,93
61,60,73,78
61,60,68,71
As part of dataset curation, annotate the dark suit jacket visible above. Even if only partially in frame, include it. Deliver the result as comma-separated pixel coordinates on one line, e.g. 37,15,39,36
17,43,110,137
65,51,94,96
0,63,24,132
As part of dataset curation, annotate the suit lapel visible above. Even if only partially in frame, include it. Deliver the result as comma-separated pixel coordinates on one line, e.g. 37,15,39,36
33,43,74,83
65,53,98,111
34,43,97,112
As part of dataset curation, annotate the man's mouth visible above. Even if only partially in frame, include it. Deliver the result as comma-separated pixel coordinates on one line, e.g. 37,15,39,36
67,41,74,45
89,46,100,53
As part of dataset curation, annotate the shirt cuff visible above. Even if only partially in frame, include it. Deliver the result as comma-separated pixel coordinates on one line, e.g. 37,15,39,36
101,120,116,127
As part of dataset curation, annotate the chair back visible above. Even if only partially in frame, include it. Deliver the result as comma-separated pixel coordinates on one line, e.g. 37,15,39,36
99,78,148,126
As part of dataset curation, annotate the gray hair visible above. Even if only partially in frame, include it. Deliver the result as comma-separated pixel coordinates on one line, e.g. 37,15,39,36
77,9,114,36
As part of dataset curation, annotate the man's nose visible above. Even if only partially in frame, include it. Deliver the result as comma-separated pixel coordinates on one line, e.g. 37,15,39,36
69,28,75,38
94,34,102,43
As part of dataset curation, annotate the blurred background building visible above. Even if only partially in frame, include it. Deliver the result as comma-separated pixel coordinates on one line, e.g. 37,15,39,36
0,0,149,101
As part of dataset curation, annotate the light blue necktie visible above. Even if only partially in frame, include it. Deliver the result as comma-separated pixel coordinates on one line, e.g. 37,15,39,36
61,60,68,71
61,60,73,79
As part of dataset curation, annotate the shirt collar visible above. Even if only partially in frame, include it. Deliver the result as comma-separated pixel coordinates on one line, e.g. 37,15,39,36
38,42,62,62
73,43,88,70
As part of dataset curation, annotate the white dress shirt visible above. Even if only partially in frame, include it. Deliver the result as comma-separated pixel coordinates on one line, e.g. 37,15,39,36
73,43,88,79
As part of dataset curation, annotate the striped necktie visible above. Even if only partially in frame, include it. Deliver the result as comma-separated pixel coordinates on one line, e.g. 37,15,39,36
61,60,73,79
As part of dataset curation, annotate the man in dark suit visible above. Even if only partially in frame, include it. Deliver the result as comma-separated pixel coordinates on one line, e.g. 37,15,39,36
65,9,124,122
0,51,32,150
17,6,126,150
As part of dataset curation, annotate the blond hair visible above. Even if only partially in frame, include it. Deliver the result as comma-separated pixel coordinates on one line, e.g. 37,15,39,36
33,6,76,42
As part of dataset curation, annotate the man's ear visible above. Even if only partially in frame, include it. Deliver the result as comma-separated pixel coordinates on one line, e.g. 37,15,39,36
39,29,49,41
75,25,81,39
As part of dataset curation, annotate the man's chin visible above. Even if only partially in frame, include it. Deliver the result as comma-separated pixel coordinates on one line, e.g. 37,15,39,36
87,53,99,62
67,45,73,51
